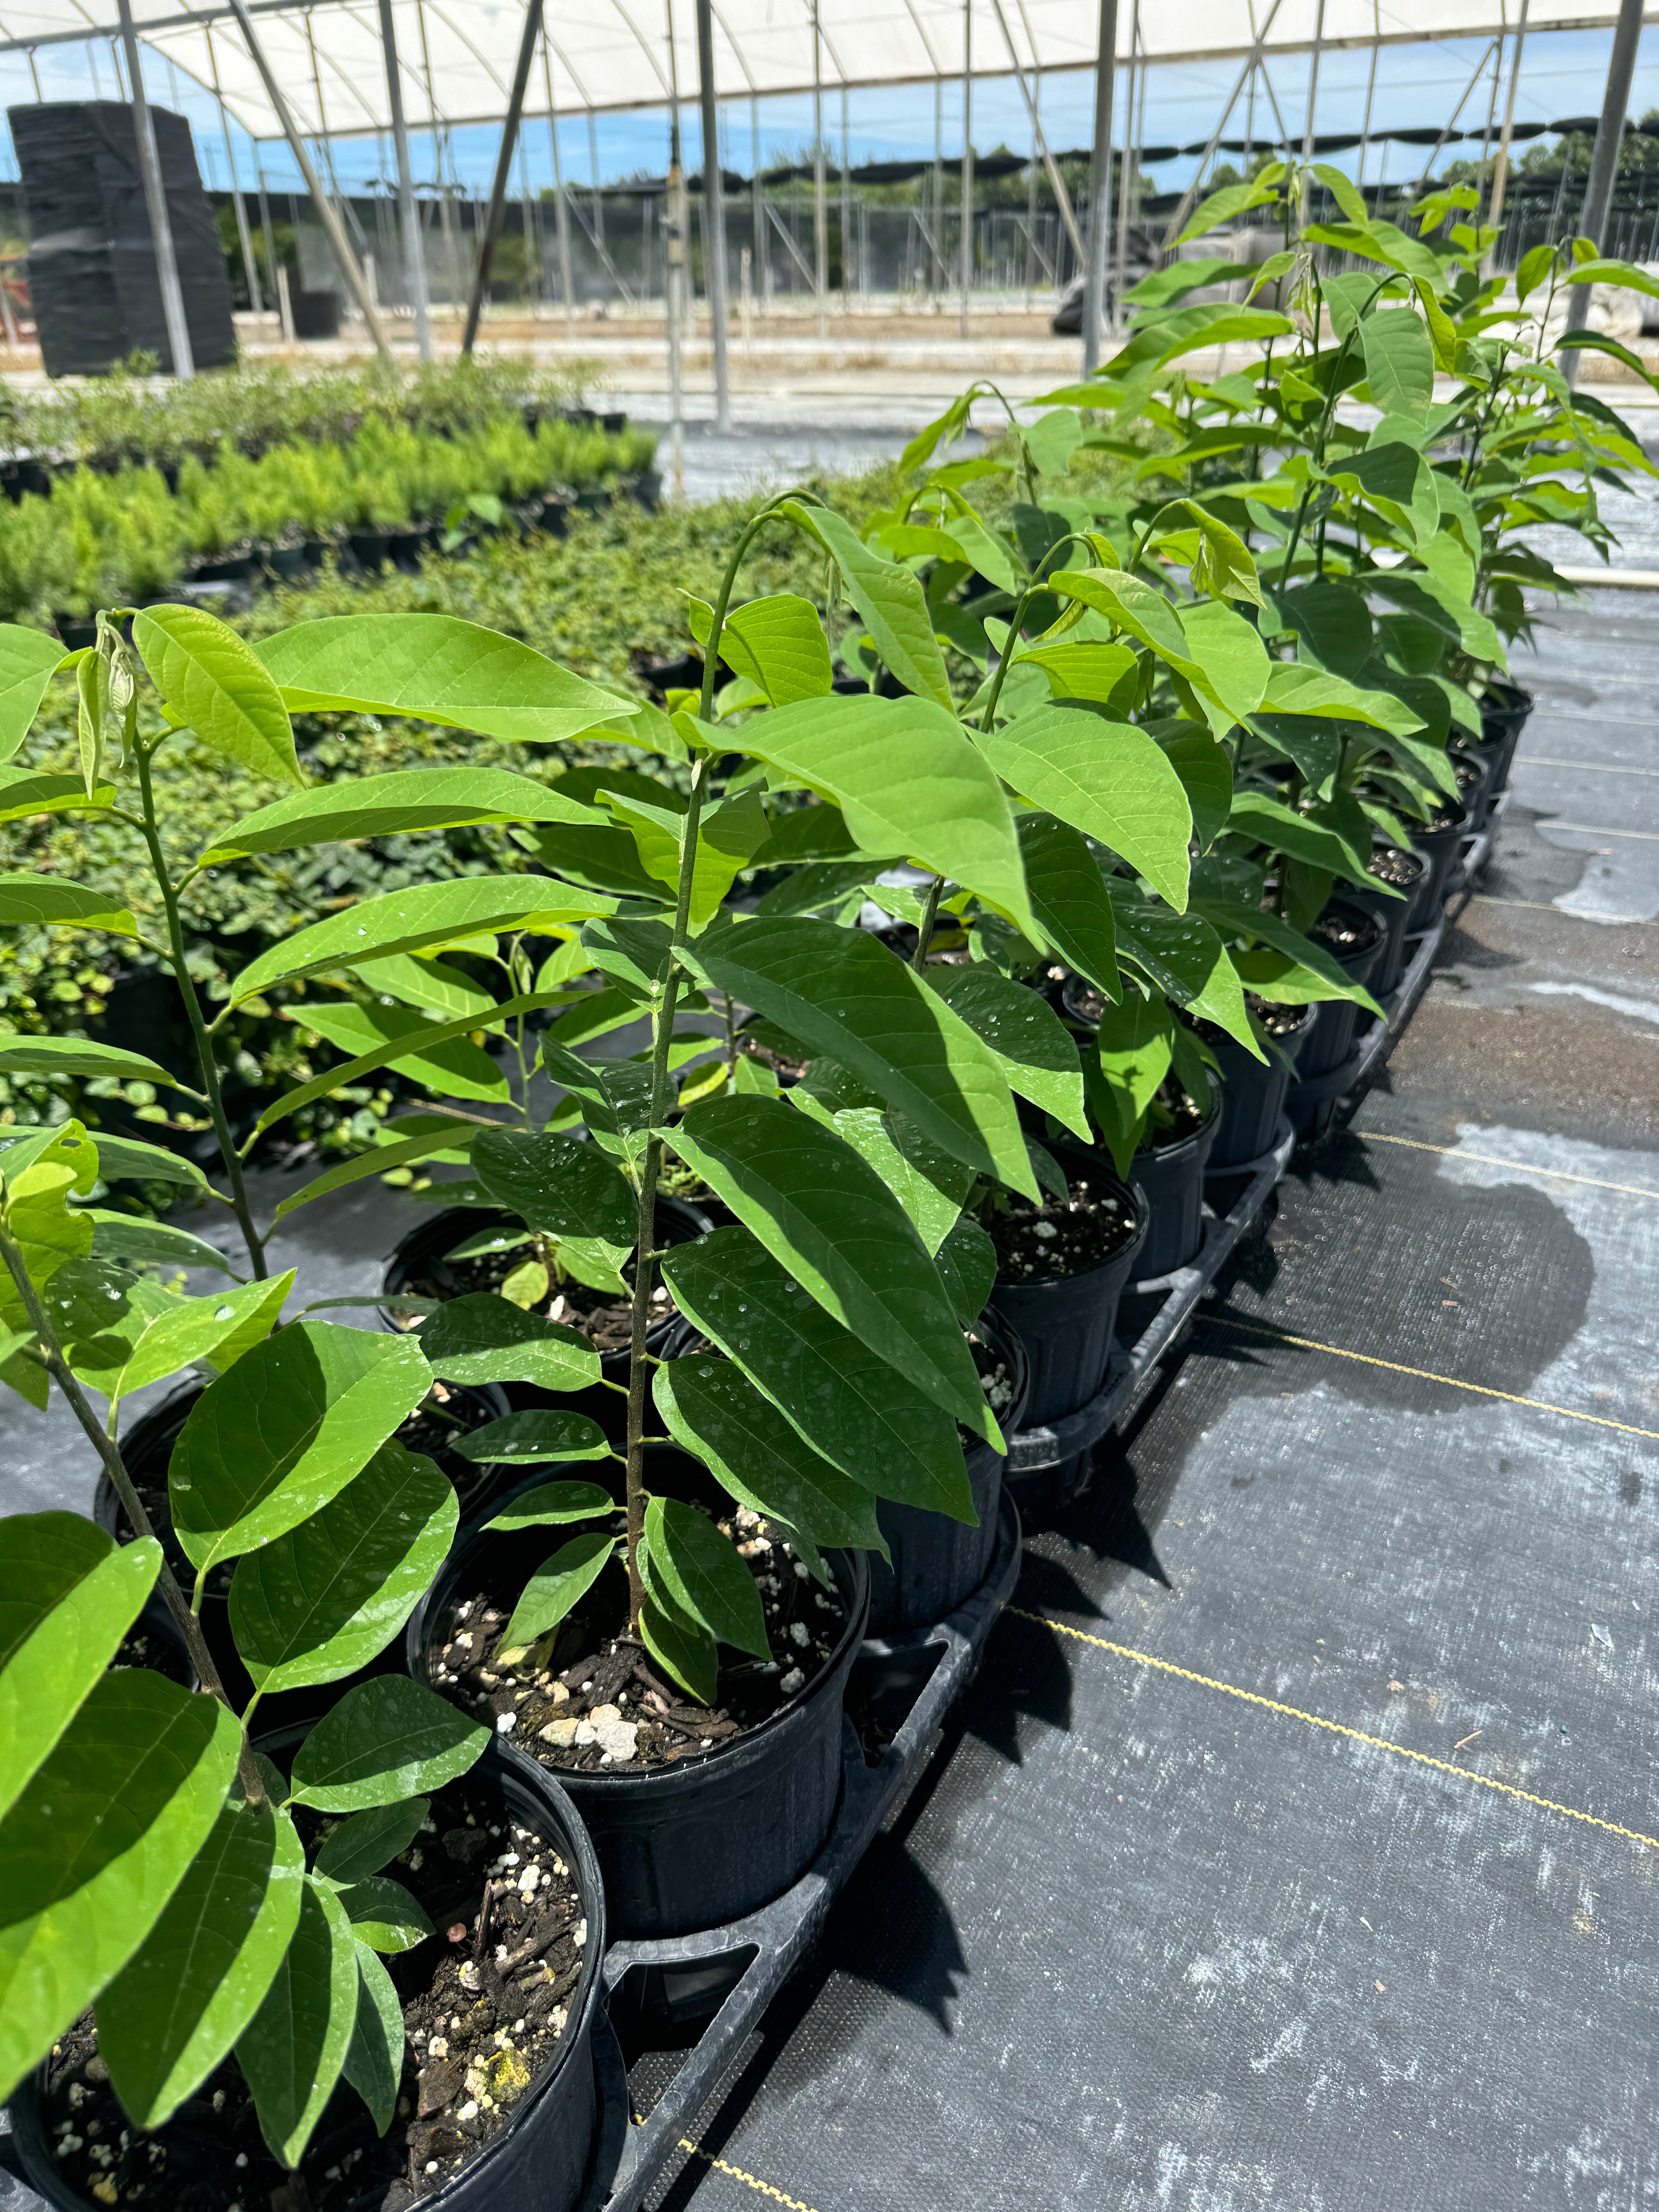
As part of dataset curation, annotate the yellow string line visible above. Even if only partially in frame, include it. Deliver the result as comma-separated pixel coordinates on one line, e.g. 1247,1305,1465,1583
1364,1128,1659,1201
1007,1610,1659,1854
1196,1312,1659,1442
679,2141,823,2212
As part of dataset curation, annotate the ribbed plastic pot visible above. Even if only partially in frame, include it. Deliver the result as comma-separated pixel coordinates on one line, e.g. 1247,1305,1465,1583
5,1738,608,2212
989,1147,1148,1426
1405,804,1471,934
1128,1092,1223,1283
1295,904,1386,1081
1206,1006,1313,1169
1452,747,1494,838
407,1459,871,1942
381,1193,712,1426
1344,852,1426,999
1478,679,1533,790
864,1309,1030,1639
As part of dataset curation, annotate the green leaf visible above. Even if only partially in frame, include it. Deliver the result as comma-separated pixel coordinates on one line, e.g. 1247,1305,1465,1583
0,875,137,935
355,952,499,1022
502,1529,617,1649
236,1875,359,2168
1268,581,1374,680
64,1130,210,1191
1092,989,1176,1130
1153,498,1264,607
1013,637,1138,704
789,1084,970,1255
271,1125,480,1224
1154,726,1233,852
691,592,833,704
923,961,1087,1137
342,1941,403,2136
1172,176,1284,246
638,1589,717,1707
0,626,67,765
735,692,1037,936
64,1268,292,1418
1193,897,1384,1014
1368,572,1505,665
601,783,769,928
337,1873,433,1954
1109,890,1257,1050
1258,663,1425,735
473,1125,637,1245
670,1095,995,1443
683,915,1034,1196
1017,811,1119,1000
485,1478,616,1527
169,1321,432,1580
86,1213,240,1277
133,605,300,789
287,1678,489,1813
254,613,633,745
644,1495,769,1657
1226,791,1373,885
0,1672,241,2103
778,501,953,706
197,767,604,868
975,702,1193,910
0,1516,159,1821
1358,309,1436,418
296,1001,509,1106
413,1294,601,1393
652,1355,888,1554
454,1412,610,1466
661,1226,973,1521
0,766,115,823
1560,254,1659,298
228,1444,458,1697
314,1799,428,1887
936,1215,998,1328
99,1796,305,2129
230,876,612,1005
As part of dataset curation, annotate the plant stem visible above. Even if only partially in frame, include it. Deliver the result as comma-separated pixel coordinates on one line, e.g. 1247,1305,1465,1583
132,744,268,1281
910,876,944,971
0,1230,267,1808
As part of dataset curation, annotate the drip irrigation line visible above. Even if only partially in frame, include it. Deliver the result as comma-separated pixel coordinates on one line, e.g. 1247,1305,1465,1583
677,2142,823,2210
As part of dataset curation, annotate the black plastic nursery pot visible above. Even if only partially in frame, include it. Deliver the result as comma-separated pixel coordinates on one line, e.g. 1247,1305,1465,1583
1127,1090,1222,1283
1344,848,1427,1000
1404,801,1472,934
94,1373,514,1726
407,1452,871,1945
1203,1004,1313,1171
1451,747,1494,839
864,1309,1030,1640
7,1737,610,2212
988,1147,1149,1428
1293,902,1387,1083
1478,678,1533,788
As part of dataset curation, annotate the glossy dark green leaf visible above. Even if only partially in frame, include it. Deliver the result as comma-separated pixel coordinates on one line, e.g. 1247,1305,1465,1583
683,915,1034,1196
415,1293,601,1393
473,1126,638,1248
643,1496,769,1657
133,604,300,788
788,1082,969,1255
343,1939,404,2135
236,1875,359,2168
455,1415,610,1471
99,1796,305,2129
1269,580,1374,679
638,1589,718,1707
0,1672,240,2101
976,702,1192,910
287,1678,489,1813
313,1799,428,1887
1016,812,1119,1000
653,1354,888,1555
198,767,604,867
0,1516,159,1821
170,1322,432,1580
924,962,1087,1138
1154,727,1234,852
1108,890,1257,1051
1226,791,1373,885
502,1530,618,1649
935,1216,998,1328
86,1212,241,1276
671,1095,994,1440
661,1227,974,1521
229,1444,458,1697
338,1873,433,1954
0,877,136,935
485,1478,617,1529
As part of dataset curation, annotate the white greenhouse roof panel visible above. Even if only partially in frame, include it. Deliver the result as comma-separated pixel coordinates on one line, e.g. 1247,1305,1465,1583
0,0,1641,138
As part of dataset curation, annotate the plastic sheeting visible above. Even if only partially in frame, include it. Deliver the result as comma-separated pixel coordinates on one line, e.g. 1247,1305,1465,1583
0,0,1630,141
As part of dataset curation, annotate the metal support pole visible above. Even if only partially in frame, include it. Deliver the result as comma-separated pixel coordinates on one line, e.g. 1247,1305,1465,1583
1355,8,1382,188
207,29,261,314
695,0,731,429
989,0,1085,264
1487,0,1531,261
666,117,687,498
932,79,944,300
840,83,853,311
1161,0,1286,248
1081,0,1117,370
227,0,392,362
116,0,194,376
959,0,974,339
378,0,432,359
461,0,543,354
1563,0,1643,377
812,0,828,337
542,45,576,325
1113,0,1139,327
1299,0,1326,222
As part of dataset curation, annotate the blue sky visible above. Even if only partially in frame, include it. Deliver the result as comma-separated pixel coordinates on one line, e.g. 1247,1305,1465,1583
3,25,1659,199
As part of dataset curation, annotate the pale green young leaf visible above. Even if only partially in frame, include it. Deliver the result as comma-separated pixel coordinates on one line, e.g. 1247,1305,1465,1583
1358,308,1436,418
690,592,833,704
255,612,634,744
789,1081,970,1254
236,1875,359,2168
0,626,68,765
1258,664,1427,734
0,768,114,823
1012,637,1138,704
502,1529,617,1648
86,1213,240,1277
1173,175,1284,246
778,501,953,706
133,605,301,788
287,1678,489,1812
1192,896,1385,1014
99,1796,304,2130
299,1000,509,1106
197,767,605,868
1092,990,1176,1127
73,1269,294,1415
352,952,497,1021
